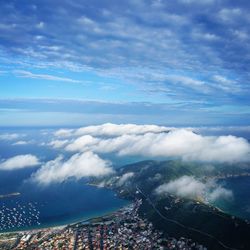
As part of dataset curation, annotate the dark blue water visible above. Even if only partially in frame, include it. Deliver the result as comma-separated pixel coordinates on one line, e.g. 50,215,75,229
0,128,129,232
213,176,250,220
1,127,250,232
0,178,128,232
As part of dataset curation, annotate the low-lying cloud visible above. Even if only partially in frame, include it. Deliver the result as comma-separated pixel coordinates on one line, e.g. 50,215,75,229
155,175,233,202
32,151,113,185
53,124,250,163
208,186,233,202
54,123,172,138
12,140,30,146
48,139,69,149
117,172,135,186
75,123,171,137
0,154,40,170
0,133,25,141
156,176,205,200
65,135,98,152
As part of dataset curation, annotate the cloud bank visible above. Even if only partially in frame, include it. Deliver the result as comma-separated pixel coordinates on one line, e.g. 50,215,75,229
32,151,113,185
54,123,250,163
0,155,40,170
155,175,233,202
55,123,172,138
75,123,171,137
4,123,245,186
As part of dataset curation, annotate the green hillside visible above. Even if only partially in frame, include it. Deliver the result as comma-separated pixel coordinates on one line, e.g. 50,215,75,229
97,160,250,250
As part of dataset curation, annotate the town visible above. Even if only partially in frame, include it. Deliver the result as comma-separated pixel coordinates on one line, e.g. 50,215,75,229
0,199,207,250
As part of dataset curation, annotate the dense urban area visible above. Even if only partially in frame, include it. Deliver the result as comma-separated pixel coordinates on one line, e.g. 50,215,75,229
0,200,207,250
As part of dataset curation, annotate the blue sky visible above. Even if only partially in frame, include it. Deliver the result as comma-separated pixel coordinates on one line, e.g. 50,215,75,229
0,0,250,126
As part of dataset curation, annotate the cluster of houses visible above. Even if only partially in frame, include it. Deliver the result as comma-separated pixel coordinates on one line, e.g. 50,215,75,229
2,199,207,249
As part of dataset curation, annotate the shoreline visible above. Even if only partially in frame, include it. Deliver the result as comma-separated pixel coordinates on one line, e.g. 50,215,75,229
0,203,130,235
0,183,129,235
208,174,250,222
1,175,250,235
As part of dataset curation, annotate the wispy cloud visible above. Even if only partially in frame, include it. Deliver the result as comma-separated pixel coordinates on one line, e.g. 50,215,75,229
12,140,29,145
0,0,249,101
0,0,250,125
0,98,249,126
14,70,81,83
0,133,25,141
48,139,69,149
117,172,135,186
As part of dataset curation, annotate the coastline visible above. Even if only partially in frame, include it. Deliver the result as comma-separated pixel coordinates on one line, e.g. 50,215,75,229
210,174,250,222
1,175,250,236
0,182,130,235
0,203,130,235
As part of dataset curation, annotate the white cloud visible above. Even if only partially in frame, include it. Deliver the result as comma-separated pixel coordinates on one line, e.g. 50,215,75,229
14,70,81,83
156,176,205,199
54,128,74,137
0,133,24,141
75,123,171,136
213,75,234,85
65,135,99,152
48,139,69,149
64,125,250,163
166,75,209,93
155,175,233,202
208,186,233,202
12,140,28,145
117,172,134,186
55,123,172,138
0,154,40,170
218,8,242,23
32,151,113,185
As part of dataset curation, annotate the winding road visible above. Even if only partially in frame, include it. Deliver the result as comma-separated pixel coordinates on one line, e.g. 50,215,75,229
136,186,239,250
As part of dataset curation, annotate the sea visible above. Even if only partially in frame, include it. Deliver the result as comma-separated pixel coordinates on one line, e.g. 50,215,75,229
0,127,130,233
0,127,250,232
212,176,250,220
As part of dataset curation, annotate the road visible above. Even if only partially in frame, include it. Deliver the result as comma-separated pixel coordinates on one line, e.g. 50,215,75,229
136,186,239,250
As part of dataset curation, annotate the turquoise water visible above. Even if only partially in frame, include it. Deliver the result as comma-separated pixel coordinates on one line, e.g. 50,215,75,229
212,176,250,220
